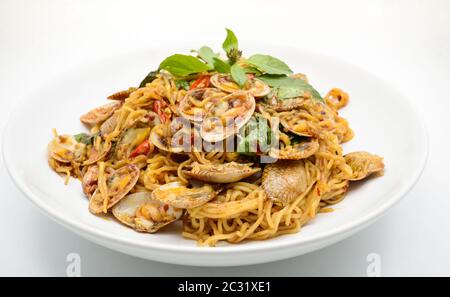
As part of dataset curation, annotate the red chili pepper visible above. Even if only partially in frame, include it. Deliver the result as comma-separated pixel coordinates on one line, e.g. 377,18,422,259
153,100,166,123
129,139,151,158
189,75,210,90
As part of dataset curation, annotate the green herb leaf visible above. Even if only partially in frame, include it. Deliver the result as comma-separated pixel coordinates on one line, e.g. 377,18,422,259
222,28,241,65
230,64,247,88
247,54,293,75
196,46,217,68
258,75,323,102
139,70,158,88
74,133,95,145
241,66,262,75
175,80,190,90
213,58,231,73
159,54,210,77
222,28,238,54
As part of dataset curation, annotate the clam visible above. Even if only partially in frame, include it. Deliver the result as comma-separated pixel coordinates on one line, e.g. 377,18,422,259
262,160,309,205
107,87,137,100
115,127,151,159
179,88,226,122
151,182,219,209
150,123,186,153
344,151,384,181
82,165,99,198
201,91,255,142
48,134,86,163
80,101,122,126
184,162,260,183
269,138,319,160
210,74,270,98
279,109,315,137
268,97,306,112
112,192,183,233
89,164,140,214
83,137,112,165
99,113,119,136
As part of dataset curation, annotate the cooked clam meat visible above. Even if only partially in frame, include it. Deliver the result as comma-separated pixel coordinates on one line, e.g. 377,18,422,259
151,182,219,208
89,164,140,214
48,134,86,163
201,91,255,142
210,74,270,98
112,192,183,233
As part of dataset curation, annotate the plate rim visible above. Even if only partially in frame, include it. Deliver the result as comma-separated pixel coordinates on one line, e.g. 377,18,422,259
2,45,429,257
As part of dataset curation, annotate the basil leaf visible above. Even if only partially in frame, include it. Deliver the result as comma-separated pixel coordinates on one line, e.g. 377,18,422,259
175,80,190,90
241,66,262,75
139,70,158,88
259,75,323,102
222,28,238,54
222,28,241,65
196,46,217,68
213,57,231,73
159,54,210,77
247,54,293,75
74,133,95,145
230,64,247,88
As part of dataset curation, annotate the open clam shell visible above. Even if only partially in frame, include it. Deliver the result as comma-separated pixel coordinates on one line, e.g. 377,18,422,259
89,164,140,214
269,138,319,160
179,88,226,122
344,151,384,181
48,134,86,163
83,137,112,165
184,162,260,183
151,182,219,209
200,91,256,142
210,74,270,98
80,101,122,126
262,160,310,205
112,192,183,233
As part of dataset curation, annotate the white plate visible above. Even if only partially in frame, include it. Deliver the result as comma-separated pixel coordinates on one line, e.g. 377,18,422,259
2,45,428,266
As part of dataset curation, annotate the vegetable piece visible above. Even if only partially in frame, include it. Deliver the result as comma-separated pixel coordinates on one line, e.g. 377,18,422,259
213,58,231,73
196,46,217,68
230,64,247,88
74,133,95,145
258,75,323,102
189,75,210,90
222,28,241,65
175,80,190,90
159,54,210,77
129,139,152,158
247,54,293,75
139,70,158,88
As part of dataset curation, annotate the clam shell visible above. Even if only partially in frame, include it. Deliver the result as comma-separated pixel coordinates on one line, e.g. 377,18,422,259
47,134,86,163
80,101,122,126
262,160,309,205
184,162,260,183
344,151,384,181
151,182,219,209
200,91,255,142
112,192,183,233
269,138,319,160
89,164,140,214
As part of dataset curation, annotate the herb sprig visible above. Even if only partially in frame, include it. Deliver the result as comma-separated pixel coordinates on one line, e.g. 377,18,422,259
139,29,323,102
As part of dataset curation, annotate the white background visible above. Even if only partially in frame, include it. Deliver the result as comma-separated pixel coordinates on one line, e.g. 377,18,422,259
1,0,449,276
